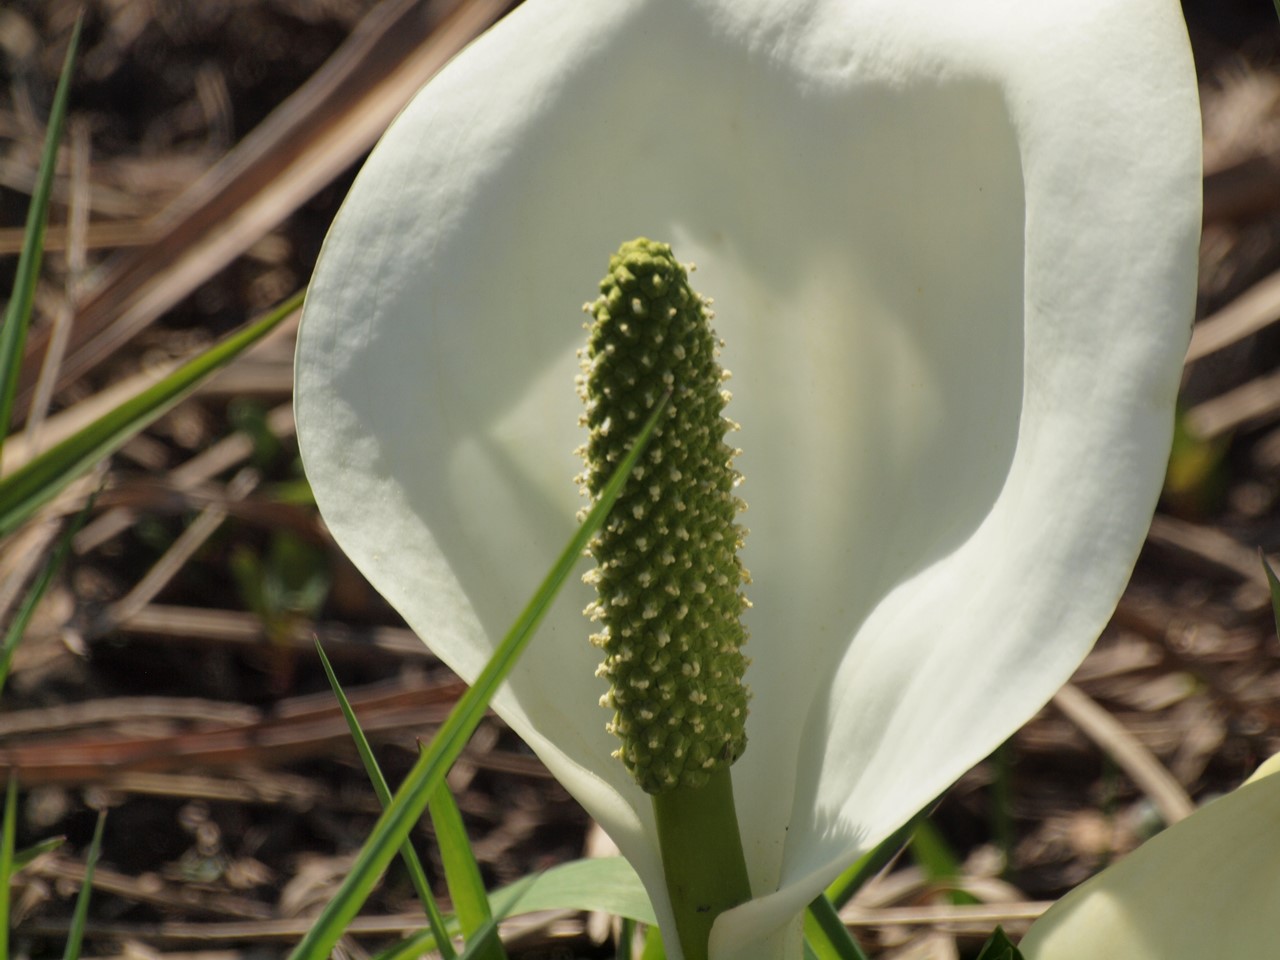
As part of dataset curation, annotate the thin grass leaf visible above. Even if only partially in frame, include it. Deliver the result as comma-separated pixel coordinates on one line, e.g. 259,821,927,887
61,809,105,960
372,931,443,960
617,917,636,960
1262,552,1280,642
0,776,17,960
287,394,669,960
314,640,456,960
0,289,303,539
804,893,869,960
0,493,97,700
0,16,82,457
427,764,505,960
15,835,64,869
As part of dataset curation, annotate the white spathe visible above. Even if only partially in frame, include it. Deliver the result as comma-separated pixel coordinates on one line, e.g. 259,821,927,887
293,2,1201,957
1020,755,1280,959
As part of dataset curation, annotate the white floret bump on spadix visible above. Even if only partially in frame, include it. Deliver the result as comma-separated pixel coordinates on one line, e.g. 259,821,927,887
293,2,1201,957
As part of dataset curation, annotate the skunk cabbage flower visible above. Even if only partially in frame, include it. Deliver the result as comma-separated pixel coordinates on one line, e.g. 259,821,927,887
1020,755,1280,959
294,1,1200,957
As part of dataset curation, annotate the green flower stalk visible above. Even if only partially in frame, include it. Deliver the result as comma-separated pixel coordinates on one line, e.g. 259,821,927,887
578,238,751,794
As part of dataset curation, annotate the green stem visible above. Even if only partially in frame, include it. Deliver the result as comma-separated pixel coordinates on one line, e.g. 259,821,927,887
652,765,753,960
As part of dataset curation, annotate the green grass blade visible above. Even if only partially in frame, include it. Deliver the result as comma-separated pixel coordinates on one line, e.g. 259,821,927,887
426,758,506,960
61,809,106,960
456,919,503,960
0,776,17,960
617,917,635,960
0,16,82,456
0,289,302,539
804,894,869,960
15,835,64,869
314,640,456,960
287,394,669,960
0,494,96,700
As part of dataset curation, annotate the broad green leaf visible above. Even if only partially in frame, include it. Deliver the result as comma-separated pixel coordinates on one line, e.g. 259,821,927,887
0,289,302,539
0,16,81,456
287,394,668,960
315,640,455,959
488,856,655,924
371,857,657,960
62,810,105,960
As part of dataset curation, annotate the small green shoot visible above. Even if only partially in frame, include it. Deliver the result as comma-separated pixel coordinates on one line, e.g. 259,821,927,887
990,741,1015,876
315,640,455,959
974,926,1024,960
1164,405,1228,517
15,835,64,869
0,17,82,459
910,818,979,905
0,492,97,699
287,393,669,960
62,810,106,960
